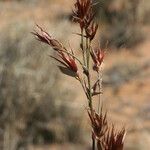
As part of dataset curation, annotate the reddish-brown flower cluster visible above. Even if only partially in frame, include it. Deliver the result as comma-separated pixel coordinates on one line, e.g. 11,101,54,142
88,109,108,140
88,109,126,150
100,126,126,150
32,25,78,77
72,0,93,29
32,25,63,51
72,0,98,41
91,48,105,71
85,22,98,41
50,51,78,75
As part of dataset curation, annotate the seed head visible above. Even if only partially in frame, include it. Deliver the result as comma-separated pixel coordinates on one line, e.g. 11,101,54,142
90,48,105,71
57,51,78,73
33,25,78,77
32,24,65,52
88,108,108,140
85,22,98,41
72,0,94,30
100,126,126,150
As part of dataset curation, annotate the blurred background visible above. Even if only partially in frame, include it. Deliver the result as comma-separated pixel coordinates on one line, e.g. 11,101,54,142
0,0,150,149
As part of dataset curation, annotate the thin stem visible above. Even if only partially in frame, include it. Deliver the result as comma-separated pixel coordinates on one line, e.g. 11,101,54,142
87,74,93,110
92,136,95,150
81,29,86,66
77,77,89,99
98,143,103,150
97,67,103,114
86,37,90,69
80,27,95,149
85,37,93,111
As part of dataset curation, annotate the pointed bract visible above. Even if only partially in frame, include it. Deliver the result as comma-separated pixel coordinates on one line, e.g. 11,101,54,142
88,108,108,140
33,25,78,77
72,0,95,30
101,126,126,150
91,48,105,71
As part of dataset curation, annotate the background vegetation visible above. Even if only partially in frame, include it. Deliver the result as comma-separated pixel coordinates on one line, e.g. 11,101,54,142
0,0,150,149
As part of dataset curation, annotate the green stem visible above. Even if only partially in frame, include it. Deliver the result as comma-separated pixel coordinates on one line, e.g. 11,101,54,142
97,68,103,114
86,39,95,150
81,29,86,66
86,38,90,69
86,38,92,111
81,31,95,150
87,74,93,110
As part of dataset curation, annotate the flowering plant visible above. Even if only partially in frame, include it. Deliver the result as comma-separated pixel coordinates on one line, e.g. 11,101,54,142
33,0,126,149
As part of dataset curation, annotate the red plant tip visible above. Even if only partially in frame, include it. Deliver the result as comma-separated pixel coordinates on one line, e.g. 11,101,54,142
72,0,94,30
32,24,52,45
50,50,78,77
59,51,78,73
85,22,98,41
88,109,108,140
100,126,126,150
90,48,105,72
32,25,63,51
33,25,79,77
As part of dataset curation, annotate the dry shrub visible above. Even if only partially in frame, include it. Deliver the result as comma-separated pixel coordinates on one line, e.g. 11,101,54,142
0,23,83,150
94,0,144,49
